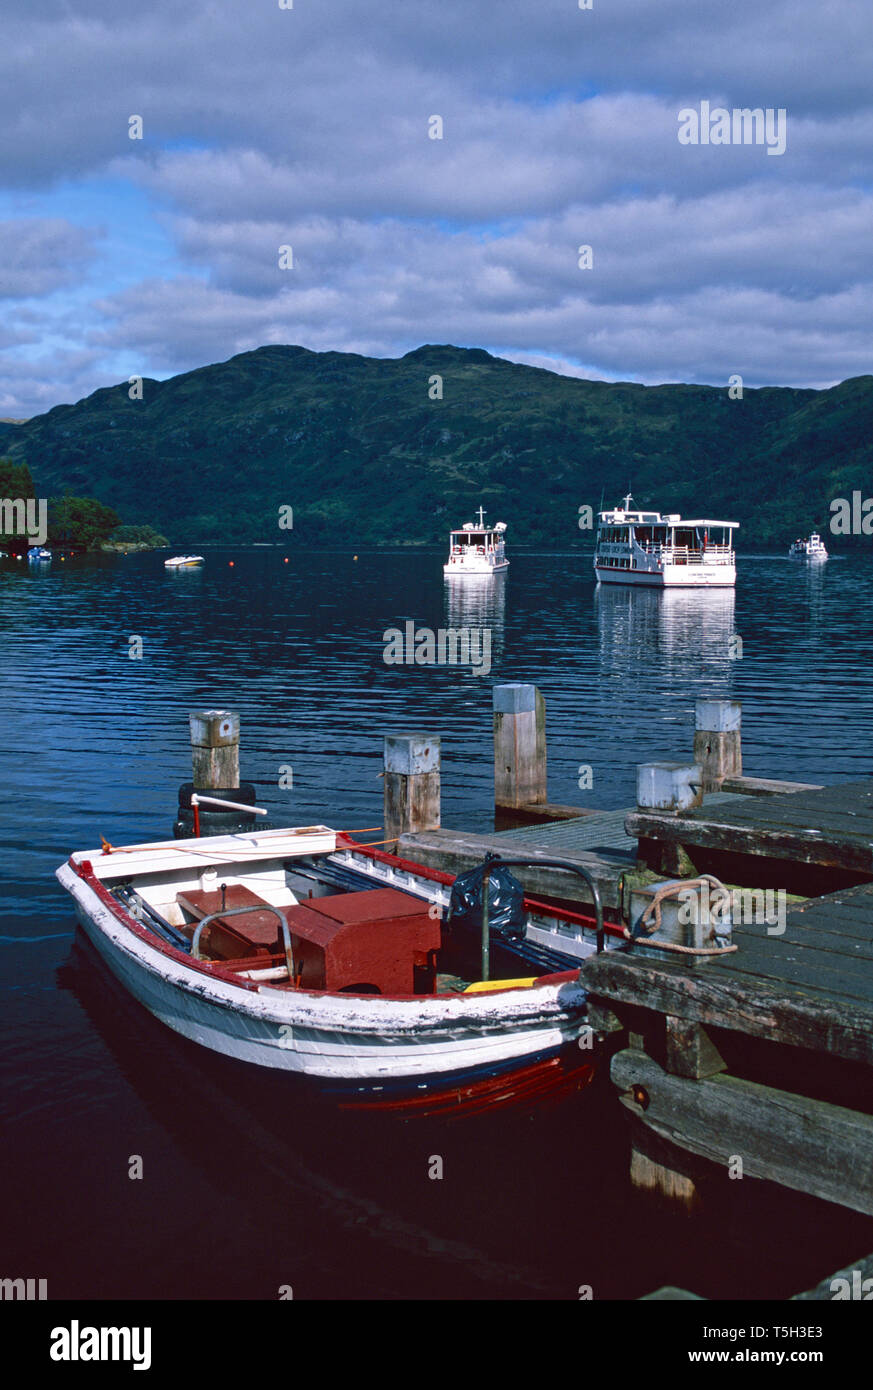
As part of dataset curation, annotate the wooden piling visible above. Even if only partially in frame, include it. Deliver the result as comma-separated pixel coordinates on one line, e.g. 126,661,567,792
694,698,742,793
493,683,547,819
383,734,441,843
189,710,240,789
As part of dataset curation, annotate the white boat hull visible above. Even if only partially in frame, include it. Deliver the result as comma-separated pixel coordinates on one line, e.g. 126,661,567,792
595,564,736,588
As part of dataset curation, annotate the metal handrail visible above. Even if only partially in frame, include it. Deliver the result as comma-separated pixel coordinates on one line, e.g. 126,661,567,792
475,852,604,982
191,902,295,982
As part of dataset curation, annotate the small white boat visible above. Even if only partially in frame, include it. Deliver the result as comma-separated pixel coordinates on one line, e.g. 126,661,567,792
55,823,620,1117
164,555,205,569
27,546,52,563
594,495,738,588
443,507,508,576
788,533,828,561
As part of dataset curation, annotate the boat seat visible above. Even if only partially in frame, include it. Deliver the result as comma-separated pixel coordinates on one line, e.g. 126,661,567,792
176,885,286,960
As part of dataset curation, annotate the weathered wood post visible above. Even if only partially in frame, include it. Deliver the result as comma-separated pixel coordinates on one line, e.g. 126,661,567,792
383,734,441,844
493,683,546,823
634,761,702,877
694,699,742,794
190,709,240,789
174,709,259,838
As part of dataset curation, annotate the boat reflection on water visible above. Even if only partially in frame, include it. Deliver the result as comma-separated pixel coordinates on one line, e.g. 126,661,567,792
444,570,506,668
594,583,737,674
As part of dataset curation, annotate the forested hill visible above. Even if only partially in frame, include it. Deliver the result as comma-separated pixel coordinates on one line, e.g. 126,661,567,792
1,344,870,547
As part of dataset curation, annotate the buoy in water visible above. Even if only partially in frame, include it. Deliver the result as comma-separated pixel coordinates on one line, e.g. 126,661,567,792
229,561,234,567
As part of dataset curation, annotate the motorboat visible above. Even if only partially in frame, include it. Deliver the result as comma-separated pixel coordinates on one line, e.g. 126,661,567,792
788,533,828,561
164,555,205,568
443,507,508,576
55,823,619,1117
594,495,737,588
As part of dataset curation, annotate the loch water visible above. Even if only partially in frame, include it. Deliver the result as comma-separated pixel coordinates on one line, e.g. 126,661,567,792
2,547,872,1300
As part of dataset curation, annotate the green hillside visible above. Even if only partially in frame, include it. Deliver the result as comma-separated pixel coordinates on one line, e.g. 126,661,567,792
1,344,870,547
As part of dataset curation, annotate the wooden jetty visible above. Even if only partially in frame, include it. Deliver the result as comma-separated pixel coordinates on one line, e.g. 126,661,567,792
391,686,873,1232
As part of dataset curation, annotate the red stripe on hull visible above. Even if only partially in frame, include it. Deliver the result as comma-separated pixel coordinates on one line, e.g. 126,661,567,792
337,1056,596,1119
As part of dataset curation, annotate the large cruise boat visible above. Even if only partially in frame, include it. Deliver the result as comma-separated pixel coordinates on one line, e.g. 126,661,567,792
443,506,508,576
593,495,738,588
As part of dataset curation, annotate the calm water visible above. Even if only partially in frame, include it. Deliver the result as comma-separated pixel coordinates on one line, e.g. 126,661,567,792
2,548,872,1299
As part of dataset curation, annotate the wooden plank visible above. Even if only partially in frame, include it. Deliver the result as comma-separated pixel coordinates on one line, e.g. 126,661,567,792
724,930,873,1005
396,827,627,909
582,952,873,1063
626,808,873,873
612,1048,873,1215
721,776,823,797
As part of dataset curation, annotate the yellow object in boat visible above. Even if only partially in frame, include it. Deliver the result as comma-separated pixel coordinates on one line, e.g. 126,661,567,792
464,977,537,994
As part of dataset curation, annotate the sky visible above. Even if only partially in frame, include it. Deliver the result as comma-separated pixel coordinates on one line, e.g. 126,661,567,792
1,0,871,417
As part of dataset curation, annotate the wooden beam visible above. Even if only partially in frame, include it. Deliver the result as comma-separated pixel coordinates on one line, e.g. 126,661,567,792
722,776,823,797
582,953,873,1063
396,826,628,909
612,1049,873,1216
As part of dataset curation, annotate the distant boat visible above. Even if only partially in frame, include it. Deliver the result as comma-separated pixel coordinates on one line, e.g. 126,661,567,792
443,506,509,576
594,494,738,588
164,555,205,569
788,533,828,561
27,546,52,563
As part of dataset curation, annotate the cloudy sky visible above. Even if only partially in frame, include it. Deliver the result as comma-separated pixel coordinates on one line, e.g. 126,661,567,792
1,0,871,416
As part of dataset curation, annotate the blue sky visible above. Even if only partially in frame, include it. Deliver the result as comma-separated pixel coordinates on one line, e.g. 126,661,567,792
1,0,871,416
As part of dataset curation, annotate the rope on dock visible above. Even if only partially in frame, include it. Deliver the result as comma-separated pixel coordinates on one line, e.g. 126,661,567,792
626,875,738,956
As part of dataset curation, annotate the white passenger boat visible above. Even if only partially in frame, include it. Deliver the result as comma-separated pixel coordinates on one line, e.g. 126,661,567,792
55,824,622,1117
788,533,828,561
164,555,205,569
443,507,508,576
593,495,738,588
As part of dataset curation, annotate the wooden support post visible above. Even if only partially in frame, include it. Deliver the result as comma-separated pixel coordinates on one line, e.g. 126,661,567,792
694,699,742,793
383,734,440,842
493,683,546,814
664,1017,727,1080
634,762,702,875
189,710,240,789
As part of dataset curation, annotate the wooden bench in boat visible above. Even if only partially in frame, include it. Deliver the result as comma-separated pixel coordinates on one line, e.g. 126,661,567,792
177,885,286,960
176,884,441,995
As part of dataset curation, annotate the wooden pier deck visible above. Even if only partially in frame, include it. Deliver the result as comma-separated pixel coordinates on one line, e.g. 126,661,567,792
629,779,873,893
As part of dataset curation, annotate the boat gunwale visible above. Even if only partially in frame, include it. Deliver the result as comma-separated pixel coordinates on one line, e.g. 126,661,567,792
60,853,590,1014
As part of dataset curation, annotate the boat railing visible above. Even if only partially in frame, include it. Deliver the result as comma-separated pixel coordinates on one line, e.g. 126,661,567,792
641,543,733,565
473,852,604,982
191,902,295,982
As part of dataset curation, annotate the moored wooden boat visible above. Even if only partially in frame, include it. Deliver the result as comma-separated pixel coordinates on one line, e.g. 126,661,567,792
56,827,617,1117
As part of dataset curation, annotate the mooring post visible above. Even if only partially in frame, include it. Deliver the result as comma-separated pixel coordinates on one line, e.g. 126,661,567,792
694,699,742,793
174,709,259,839
383,734,441,844
493,683,547,814
635,761,702,876
190,710,241,788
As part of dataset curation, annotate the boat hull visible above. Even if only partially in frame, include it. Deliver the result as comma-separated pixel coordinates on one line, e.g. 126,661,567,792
443,561,509,575
594,564,736,588
57,862,592,1117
